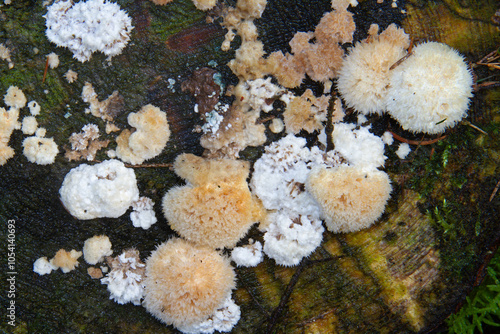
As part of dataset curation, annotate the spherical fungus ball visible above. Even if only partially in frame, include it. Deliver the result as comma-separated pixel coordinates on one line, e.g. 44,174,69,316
336,24,409,115
337,41,408,115
143,238,236,329
306,166,392,233
386,42,473,134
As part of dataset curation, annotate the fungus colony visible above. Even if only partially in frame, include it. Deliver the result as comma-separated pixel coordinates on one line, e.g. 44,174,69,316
6,0,473,332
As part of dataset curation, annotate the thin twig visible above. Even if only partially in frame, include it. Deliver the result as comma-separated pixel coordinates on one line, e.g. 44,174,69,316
42,56,49,83
389,131,447,146
489,179,500,202
464,121,488,135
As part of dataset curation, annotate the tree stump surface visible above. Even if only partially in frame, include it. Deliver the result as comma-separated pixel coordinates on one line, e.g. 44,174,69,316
0,1,499,333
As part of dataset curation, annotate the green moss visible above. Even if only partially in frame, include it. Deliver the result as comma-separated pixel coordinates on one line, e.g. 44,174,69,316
446,250,500,334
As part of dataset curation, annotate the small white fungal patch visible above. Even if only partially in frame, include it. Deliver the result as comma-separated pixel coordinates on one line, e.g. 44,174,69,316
47,52,59,69
396,142,411,159
130,197,157,229
231,241,263,267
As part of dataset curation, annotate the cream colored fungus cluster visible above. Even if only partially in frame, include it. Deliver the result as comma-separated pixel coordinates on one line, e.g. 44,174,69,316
22,0,476,333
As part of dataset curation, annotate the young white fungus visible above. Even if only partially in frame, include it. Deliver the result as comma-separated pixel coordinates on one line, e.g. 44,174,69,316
65,69,78,83
33,257,58,275
59,159,140,220
332,123,386,170
101,249,145,305
263,212,324,266
28,101,41,115
21,116,38,135
47,52,59,69
44,0,134,62
4,85,26,109
22,136,59,165
386,42,473,134
130,197,157,229
231,241,263,267
176,296,241,334
396,142,411,159
83,235,113,265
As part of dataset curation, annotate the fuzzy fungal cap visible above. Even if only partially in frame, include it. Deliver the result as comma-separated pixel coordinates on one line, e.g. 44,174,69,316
22,136,59,165
59,159,139,220
116,104,170,165
163,154,263,249
143,238,236,329
4,86,27,109
306,166,392,233
337,24,410,115
386,42,473,134
83,235,113,265
45,0,133,62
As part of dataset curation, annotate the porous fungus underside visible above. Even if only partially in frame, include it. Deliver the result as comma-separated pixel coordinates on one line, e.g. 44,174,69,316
1,0,499,333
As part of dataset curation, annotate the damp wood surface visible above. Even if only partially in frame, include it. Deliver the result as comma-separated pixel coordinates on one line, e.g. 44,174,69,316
0,0,499,333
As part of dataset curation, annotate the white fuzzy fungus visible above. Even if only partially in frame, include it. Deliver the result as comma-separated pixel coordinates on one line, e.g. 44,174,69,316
83,235,113,265
332,123,386,170
176,296,241,334
45,0,133,62
101,249,145,305
21,116,38,135
22,136,59,165
231,241,263,267
59,159,140,220
386,42,473,134
130,197,157,229
395,142,411,159
263,212,324,266
33,257,58,275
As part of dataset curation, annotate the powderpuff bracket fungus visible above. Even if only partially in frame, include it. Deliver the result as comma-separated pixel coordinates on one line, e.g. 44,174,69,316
386,42,474,134
59,159,139,220
306,166,392,233
163,153,263,249
336,24,410,115
143,238,236,329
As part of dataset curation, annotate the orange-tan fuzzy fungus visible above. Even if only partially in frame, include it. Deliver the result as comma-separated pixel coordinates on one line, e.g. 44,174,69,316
116,104,170,164
50,249,83,273
227,40,268,81
283,89,329,134
265,51,305,88
0,106,20,165
265,2,355,86
143,238,236,329
337,24,410,115
162,153,264,249
306,166,392,233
